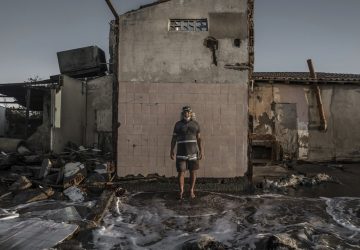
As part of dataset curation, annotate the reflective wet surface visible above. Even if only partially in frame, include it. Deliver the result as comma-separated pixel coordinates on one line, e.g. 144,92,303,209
91,192,360,249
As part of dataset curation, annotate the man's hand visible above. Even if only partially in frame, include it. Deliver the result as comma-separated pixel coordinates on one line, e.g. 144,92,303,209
198,151,203,160
170,150,175,160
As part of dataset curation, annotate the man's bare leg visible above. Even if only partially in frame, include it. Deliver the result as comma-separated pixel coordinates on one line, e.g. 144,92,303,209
190,170,197,198
178,172,185,199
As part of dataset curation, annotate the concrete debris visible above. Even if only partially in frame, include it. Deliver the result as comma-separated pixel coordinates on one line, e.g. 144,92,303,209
17,145,31,155
63,162,87,188
182,234,228,250
263,173,334,190
94,163,107,174
64,186,85,202
9,176,32,191
23,154,42,164
265,234,299,250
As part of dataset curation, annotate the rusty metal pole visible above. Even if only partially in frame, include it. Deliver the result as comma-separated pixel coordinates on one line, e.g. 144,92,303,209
307,59,327,131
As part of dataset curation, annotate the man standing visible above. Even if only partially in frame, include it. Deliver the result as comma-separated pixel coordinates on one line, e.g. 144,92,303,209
170,106,203,199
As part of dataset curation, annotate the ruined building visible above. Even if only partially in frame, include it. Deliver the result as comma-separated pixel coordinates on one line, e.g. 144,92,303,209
112,0,254,177
250,72,360,163
0,46,113,153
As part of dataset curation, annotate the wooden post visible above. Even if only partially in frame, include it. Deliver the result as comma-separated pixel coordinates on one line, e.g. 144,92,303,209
307,59,327,131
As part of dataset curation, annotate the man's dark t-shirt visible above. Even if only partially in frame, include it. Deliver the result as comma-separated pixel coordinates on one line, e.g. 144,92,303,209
173,119,200,160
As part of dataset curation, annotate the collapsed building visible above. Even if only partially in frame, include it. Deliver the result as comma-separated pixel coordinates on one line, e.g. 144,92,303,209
0,46,113,153
250,71,360,163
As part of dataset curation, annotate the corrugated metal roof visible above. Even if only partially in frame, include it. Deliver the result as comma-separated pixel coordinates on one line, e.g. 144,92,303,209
253,72,360,82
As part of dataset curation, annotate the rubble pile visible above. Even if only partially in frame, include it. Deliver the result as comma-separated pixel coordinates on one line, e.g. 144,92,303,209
0,142,120,249
262,173,335,191
0,141,115,205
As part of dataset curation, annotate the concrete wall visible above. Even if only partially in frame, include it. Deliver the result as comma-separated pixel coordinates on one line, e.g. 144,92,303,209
51,75,86,153
119,0,249,84
117,0,250,177
27,93,51,152
0,106,6,136
250,83,360,162
309,85,360,161
85,75,113,151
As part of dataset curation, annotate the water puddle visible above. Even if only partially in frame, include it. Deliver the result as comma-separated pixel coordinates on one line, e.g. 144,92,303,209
90,192,360,249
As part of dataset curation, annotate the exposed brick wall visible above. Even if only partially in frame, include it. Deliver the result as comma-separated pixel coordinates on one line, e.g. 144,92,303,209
117,82,248,177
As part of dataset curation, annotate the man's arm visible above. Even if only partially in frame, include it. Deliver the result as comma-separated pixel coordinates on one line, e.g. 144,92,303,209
196,132,203,160
170,135,176,160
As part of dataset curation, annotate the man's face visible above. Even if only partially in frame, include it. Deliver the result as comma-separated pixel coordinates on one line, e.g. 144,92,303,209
183,111,190,120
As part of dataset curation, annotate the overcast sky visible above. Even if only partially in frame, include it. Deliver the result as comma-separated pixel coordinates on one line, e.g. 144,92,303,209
0,0,359,82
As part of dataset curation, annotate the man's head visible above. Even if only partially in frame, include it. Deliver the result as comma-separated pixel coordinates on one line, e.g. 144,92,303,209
182,106,192,121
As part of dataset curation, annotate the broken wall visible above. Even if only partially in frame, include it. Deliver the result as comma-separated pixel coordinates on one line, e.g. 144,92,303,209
117,0,250,177
250,83,360,162
51,75,86,153
85,75,113,152
0,106,6,136
308,85,360,161
27,93,52,151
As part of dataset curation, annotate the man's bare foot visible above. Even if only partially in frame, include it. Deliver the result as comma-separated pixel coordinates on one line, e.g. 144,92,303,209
178,192,184,200
190,192,196,199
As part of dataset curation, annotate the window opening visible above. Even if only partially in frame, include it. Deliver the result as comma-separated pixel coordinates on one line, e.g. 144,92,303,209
169,19,208,32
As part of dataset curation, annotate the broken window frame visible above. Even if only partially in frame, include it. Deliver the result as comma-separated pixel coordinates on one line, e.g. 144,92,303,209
169,19,208,32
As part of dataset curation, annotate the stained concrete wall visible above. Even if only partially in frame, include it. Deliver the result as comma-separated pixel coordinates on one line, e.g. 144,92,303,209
308,85,360,161
51,75,86,153
0,106,6,136
85,75,113,150
119,0,249,84
117,0,250,177
250,83,360,162
27,93,51,152
250,84,309,160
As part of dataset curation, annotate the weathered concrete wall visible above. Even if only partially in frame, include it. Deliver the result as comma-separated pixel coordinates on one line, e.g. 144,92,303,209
308,85,360,161
250,83,360,162
0,106,6,136
85,75,113,150
117,0,250,177
27,93,51,152
51,75,86,153
119,0,249,84
250,84,309,160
